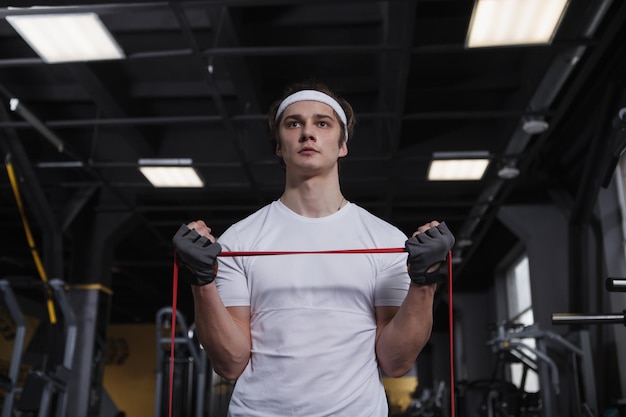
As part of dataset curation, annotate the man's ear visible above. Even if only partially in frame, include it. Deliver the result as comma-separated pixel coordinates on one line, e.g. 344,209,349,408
275,143,282,156
338,141,348,157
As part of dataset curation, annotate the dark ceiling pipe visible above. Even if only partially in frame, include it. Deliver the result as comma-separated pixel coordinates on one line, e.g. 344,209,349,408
0,0,390,18
0,110,527,130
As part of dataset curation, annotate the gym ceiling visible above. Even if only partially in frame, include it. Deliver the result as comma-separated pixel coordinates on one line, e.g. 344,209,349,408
1,0,626,324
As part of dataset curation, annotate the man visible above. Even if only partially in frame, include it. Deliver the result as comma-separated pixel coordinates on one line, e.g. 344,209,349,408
172,82,455,416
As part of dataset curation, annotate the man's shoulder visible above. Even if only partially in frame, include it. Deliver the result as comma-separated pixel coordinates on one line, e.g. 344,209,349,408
218,201,278,241
230,201,277,228
348,203,407,236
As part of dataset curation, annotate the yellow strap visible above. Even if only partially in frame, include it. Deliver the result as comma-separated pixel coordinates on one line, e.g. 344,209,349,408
5,159,57,324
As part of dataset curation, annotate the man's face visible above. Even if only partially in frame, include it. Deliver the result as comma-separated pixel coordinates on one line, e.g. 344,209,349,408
275,100,348,175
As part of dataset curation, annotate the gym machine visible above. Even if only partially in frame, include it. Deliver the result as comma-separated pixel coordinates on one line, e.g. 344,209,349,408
552,278,626,326
398,380,446,417
155,307,207,417
457,320,596,417
552,277,626,416
154,307,233,417
0,279,26,417
0,278,77,417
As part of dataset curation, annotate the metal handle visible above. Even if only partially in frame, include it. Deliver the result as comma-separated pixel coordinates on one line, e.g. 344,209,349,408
606,278,626,292
551,312,625,326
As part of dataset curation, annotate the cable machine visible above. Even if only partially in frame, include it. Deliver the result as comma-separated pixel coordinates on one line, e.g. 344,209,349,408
0,278,77,417
552,277,626,416
456,320,596,417
552,278,626,326
0,279,26,417
154,307,208,417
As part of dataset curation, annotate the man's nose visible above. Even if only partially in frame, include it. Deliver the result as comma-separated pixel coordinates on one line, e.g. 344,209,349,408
299,123,316,142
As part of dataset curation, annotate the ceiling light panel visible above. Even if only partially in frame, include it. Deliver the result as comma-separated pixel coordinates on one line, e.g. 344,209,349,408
466,0,569,48
428,152,490,181
138,159,204,188
6,11,125,63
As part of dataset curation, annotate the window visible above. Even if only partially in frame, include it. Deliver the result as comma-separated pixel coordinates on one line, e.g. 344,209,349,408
505,254,538,392
616,155,626,258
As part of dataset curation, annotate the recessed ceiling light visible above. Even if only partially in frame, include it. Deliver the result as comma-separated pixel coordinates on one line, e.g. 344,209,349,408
428,152,490,181
466,0,570,48
6,11,125,63
138,159,204,188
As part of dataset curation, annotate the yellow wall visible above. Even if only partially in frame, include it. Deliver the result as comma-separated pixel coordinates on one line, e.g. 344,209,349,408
383,376,418,415
0,306,40,388
103,324,157,417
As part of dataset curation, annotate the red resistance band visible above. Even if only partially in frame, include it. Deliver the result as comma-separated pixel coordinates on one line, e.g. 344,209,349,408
220,247,405,256
448,250,455,417
169,253,180,417
169,249,455,417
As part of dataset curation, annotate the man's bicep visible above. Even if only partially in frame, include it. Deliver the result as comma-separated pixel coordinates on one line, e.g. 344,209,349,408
226,306,251,338
375,306,399,337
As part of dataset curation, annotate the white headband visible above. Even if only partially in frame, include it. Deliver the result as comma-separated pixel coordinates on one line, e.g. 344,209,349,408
275,90,349,142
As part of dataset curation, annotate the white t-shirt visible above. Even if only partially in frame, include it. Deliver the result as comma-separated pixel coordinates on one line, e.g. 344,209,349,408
215,200,410,417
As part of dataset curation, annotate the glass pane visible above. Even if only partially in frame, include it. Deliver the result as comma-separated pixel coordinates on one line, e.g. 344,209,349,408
504,254,538,392
506,255,531,318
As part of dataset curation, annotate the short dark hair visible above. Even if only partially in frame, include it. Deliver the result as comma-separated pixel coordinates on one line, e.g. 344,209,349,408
267,81,356,158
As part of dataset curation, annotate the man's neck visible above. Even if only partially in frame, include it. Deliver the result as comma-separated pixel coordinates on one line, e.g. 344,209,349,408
280,174,345,218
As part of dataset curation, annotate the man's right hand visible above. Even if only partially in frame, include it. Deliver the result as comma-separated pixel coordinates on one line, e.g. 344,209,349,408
172,222,222,286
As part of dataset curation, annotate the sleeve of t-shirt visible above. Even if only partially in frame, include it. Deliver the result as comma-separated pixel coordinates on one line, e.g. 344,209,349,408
214,225,251,307
374,229,411,307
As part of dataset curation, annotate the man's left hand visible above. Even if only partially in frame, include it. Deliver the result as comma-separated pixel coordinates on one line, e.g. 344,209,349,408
404,221,455,286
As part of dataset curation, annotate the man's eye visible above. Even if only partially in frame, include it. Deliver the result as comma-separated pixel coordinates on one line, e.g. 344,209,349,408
287,121,301,128
319,121,328,127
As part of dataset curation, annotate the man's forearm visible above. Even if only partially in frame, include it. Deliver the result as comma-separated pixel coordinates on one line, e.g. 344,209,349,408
376,283,436,377
191,284,251,380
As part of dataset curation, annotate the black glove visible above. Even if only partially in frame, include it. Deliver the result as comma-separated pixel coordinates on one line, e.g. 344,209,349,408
404,222,455,286
172,224,222,286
